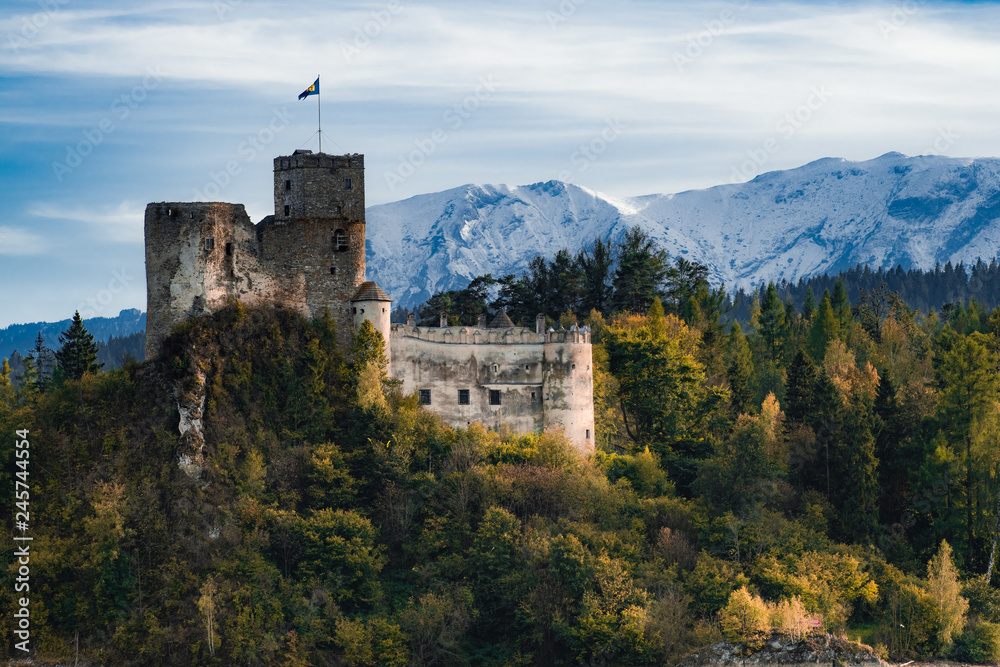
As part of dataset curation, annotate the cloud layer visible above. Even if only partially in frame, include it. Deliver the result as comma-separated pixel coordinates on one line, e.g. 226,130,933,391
2,0,999,326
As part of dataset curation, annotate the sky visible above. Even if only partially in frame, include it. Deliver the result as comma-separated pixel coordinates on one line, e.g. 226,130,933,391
2,0,1000,328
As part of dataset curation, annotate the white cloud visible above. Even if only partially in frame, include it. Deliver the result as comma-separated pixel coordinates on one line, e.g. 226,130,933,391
30,201,144,244
0,226,48,256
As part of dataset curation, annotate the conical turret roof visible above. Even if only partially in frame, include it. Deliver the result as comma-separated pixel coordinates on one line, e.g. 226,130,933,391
487,310,515,328
350,281,392,302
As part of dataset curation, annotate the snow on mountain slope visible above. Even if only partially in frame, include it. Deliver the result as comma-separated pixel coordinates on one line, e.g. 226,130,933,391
366,153,1000,309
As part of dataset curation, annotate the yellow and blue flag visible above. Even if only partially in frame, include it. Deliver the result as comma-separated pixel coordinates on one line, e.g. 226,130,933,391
298,77,319,100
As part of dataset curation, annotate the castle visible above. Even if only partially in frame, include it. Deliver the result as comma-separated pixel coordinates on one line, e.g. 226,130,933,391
144,151,595,452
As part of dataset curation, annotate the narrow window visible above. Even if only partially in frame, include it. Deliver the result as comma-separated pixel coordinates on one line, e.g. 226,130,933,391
489,390,501,406
586,429,590,440
335,205,343,215
334,229,349,251
225,242,233,256
531,391,536,400
492,364,499,373
344,177,353,190
330,267,336,275
285,179,291,191
205,237,215,250
419,389,431,405
284,205,290,216
458,389,470,405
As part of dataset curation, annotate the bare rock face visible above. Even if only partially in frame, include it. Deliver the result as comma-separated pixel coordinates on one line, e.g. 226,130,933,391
679,633,888,667
175,368,207,482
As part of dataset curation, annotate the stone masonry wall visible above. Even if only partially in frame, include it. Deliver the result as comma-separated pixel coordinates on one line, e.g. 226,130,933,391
144,153,368,358
144,201,306,358
390,324,595,453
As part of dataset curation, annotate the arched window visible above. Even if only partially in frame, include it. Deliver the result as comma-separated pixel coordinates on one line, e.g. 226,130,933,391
333,229,348,252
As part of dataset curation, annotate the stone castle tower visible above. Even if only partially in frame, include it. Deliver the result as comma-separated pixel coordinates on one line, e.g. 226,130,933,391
145,151,385,357
144,151,594,453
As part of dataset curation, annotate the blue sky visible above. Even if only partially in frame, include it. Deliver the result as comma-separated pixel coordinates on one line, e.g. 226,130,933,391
2,0,1000,327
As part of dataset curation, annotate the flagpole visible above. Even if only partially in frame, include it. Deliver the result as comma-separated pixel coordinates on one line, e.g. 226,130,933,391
317,74,322,154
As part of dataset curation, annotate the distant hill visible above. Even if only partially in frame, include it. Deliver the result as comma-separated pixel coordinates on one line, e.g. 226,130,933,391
366,153,1000,309
1,308,146,361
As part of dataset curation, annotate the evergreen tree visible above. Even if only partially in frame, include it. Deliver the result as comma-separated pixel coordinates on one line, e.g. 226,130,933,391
610,226,668,313
28,331,55,388
577,237,615,315
803,287,817,321
874,370,911,524
784,350,817,424
836,396,880,543
756,283,787,362
664,257,709,315
935,332,1000,566
832,278,852,330
0,358,13,409
54,312,102,381
726,323,754,415
808,291,839,361
810,371,842,498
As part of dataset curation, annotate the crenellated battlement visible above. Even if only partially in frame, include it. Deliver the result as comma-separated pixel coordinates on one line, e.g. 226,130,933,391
391,324,592,345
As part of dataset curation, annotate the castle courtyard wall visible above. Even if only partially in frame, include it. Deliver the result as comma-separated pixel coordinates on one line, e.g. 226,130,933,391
390,325,595,453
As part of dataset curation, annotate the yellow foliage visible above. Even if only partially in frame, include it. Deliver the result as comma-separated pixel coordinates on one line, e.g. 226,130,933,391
720,586,769,644
823,339,879,400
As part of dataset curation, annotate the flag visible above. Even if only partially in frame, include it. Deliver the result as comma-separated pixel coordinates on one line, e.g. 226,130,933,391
298,77,319,100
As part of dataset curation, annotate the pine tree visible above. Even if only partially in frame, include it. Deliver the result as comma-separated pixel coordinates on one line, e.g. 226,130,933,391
935,332,1000,566
757,283,787,362
803,287,817,321
726,323,754,415
784,350,817,424
836,396,880,543
874,370,910,524
577,237,615,315
808,291,839,361
611,226,668,314
832,278,852,330
0,358,13,410
29,332,54,388
54,311,103,381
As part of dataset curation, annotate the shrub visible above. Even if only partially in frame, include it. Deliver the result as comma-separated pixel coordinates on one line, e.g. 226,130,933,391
719,586,769,645
952,622,1000,664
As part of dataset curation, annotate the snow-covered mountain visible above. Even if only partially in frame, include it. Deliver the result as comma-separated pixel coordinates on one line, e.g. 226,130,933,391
366,153,1000,309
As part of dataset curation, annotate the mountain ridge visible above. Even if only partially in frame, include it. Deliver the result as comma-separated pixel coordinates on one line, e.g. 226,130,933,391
366,153,1000,309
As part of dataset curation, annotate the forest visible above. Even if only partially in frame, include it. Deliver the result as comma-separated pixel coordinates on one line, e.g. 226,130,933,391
5,230,1000,665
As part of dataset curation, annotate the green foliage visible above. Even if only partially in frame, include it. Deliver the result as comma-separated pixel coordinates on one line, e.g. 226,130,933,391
726,323,754,415
611,225,669,314
54,310,103,380
20,286,1000,665
603,312,727,492
684,552,749,617
952,621,1000,664
756,283,788,363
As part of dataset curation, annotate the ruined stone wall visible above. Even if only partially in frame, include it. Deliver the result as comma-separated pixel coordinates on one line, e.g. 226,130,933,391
389,325,595,453
145,153,368,357
144,202,297,359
